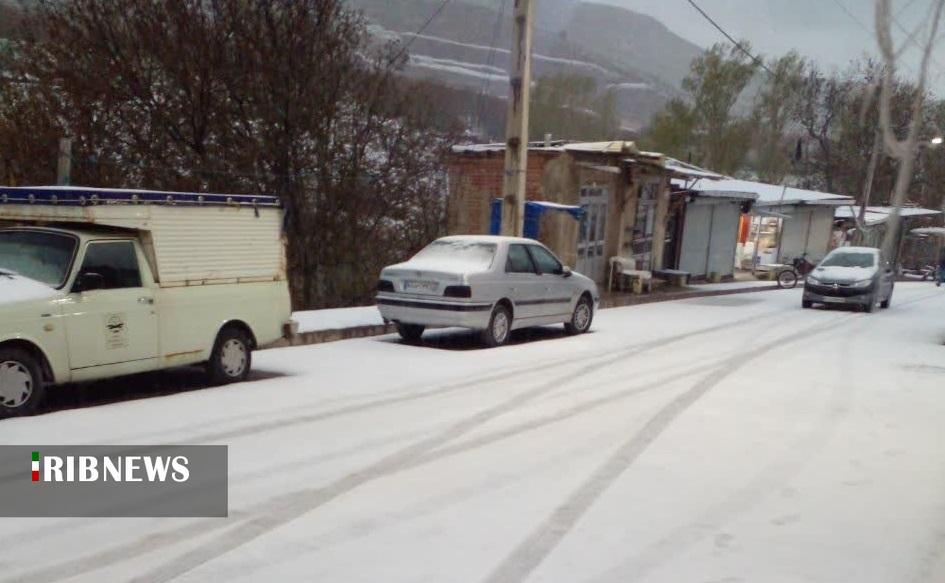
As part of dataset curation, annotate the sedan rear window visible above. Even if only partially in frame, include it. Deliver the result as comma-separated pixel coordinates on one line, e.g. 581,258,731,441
821,252,876,268
411,240,497,269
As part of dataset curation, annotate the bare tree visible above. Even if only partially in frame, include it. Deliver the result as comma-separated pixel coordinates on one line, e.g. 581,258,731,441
875,0,945,263
2,0,457,309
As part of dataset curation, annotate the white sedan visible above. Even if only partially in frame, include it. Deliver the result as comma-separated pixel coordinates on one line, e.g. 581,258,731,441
376,236,600,346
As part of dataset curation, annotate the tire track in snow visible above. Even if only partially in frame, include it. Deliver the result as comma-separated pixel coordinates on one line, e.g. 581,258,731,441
584,313,868,582
165,309,790,446
479,312,859,583
4,310,792,583
177,361,736,581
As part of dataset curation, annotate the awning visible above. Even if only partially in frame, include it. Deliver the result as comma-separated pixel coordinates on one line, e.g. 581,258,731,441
911,227,945,237
489,200,585,239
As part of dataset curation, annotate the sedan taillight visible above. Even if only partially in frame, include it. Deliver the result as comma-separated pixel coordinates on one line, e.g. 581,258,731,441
443,285,472,298
377,279,395,292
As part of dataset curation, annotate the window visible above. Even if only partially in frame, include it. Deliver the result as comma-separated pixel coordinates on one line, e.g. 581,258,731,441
0,230,77,288
77,241,142,290
411,240,497,270
821,251,876,268
506,244,537,274
528,245,562,275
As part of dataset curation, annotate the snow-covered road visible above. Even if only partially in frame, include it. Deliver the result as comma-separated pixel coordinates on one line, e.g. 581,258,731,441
2,284,945,583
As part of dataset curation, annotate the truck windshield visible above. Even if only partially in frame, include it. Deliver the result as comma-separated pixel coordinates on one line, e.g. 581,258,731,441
0,230,77,288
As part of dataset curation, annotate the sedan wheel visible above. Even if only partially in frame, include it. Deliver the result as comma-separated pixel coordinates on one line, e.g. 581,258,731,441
565,296,594,335
482,304,512,347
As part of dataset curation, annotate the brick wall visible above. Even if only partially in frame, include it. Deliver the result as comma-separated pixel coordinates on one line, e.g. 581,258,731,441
446,151,558,235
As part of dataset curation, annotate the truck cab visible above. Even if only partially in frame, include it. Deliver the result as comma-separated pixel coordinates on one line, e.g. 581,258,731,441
0,187,293,417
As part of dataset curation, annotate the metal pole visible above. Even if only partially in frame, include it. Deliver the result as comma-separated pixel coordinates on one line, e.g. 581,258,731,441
56,137,72,187
500,0,534,237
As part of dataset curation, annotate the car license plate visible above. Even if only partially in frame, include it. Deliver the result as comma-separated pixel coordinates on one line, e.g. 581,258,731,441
823,296,846,303
404,280,438,293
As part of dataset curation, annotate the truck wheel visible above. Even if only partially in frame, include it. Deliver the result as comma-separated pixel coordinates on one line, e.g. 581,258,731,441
0,348,45,418
206,327,252,385
396,323,425,344
481,304,512,348
564,295,594,335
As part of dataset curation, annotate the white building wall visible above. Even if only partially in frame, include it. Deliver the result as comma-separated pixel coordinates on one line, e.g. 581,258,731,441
679,198,742,279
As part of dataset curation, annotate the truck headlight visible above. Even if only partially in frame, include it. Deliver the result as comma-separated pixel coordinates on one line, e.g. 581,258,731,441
851,279,872,288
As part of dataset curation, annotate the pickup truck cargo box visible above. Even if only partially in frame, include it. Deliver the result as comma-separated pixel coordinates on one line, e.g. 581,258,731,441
0,186,284,286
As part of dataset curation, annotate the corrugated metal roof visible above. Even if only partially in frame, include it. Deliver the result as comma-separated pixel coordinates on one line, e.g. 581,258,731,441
835,205,942,222
684,178,852,207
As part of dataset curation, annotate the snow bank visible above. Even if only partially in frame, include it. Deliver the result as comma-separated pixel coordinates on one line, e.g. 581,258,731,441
0,274,57,305
292,306,383,333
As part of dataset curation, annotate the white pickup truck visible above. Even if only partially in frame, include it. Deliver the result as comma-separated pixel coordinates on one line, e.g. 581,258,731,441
0,186,294,417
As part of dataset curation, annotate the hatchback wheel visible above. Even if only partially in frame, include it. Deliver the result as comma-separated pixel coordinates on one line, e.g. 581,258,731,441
0,348,45,418
482,304,512,347
565,296,594,335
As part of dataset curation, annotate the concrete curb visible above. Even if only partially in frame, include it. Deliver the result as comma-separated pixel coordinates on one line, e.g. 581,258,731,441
599,284,780,309
268,284,783,349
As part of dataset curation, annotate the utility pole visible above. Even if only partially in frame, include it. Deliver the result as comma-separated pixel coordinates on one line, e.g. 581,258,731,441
56,137,72,187
856,127,882,244
500,0,534,237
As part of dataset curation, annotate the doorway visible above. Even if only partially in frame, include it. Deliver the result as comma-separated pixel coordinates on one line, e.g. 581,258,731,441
577,186,607,281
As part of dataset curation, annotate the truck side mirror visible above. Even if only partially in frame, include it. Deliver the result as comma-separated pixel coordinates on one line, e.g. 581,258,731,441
74,272,105,293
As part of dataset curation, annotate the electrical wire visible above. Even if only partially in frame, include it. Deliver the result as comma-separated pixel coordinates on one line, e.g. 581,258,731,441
683,0,775,76
388,0,453,68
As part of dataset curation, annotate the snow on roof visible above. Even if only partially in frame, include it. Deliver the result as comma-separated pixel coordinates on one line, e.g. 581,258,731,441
561,141,640,155
684,178,852,207
451,141,568,155
662,158,724,180
835,205,942,225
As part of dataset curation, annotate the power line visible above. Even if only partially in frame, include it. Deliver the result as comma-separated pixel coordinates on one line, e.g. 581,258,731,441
683,0,775,76
474,0,508,134
388,0,453,67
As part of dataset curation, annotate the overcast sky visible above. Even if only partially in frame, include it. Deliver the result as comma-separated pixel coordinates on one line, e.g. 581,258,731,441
600,0,945,94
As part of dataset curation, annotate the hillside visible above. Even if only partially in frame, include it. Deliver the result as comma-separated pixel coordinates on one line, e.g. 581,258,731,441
348,0,703,133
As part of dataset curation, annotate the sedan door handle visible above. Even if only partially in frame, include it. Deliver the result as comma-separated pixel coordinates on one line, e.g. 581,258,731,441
138,297,154,305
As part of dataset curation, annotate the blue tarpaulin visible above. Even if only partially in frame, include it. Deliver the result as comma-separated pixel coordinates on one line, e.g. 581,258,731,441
489,199,585,239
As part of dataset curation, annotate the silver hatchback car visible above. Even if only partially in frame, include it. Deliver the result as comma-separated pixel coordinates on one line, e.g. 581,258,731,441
376,236,600,346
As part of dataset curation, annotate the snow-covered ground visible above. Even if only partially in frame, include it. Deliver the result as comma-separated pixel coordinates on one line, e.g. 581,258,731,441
292,305,383,333
2,283,945,582
687,279,777,291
